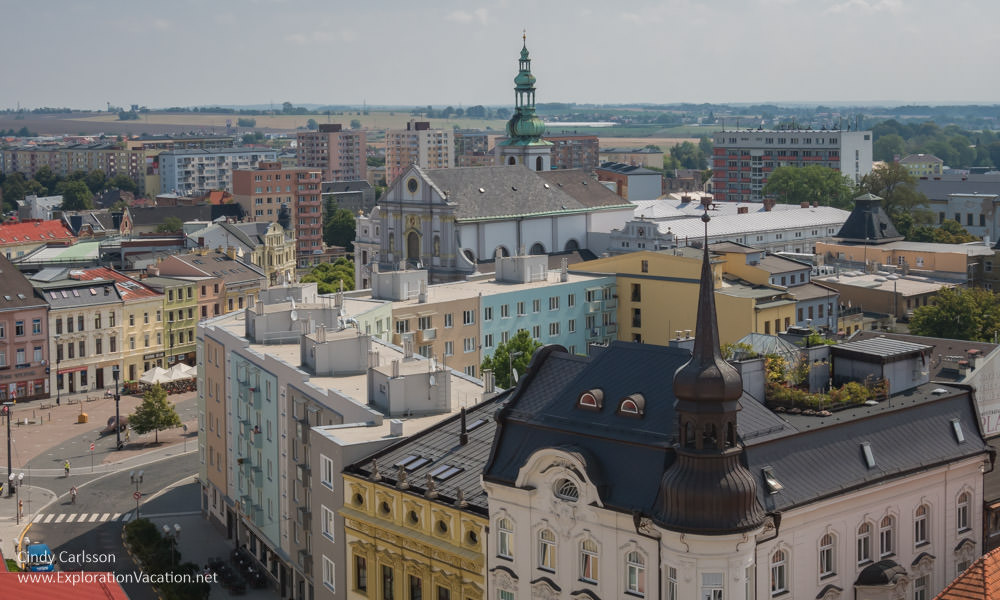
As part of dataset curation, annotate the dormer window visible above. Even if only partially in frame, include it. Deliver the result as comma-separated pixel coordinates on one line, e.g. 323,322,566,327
762,467,783,494
554,478,579,501
617,393,645,417
577,389,603,411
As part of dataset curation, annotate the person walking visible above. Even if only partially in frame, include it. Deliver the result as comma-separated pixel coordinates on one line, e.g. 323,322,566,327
70,486,77,504
64,460,70,477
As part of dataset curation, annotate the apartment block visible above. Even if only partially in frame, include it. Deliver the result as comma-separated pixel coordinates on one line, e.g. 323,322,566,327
0,254,50,401
711,129,873,203
296,124,367,183
545,134,600,171
233,161,323,266
159,148,278,196
385,120,453,185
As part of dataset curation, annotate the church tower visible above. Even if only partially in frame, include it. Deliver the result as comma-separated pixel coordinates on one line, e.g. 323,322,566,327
495,33,552,172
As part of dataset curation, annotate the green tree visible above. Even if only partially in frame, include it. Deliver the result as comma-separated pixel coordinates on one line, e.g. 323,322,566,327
300,258,355,293
350,119,362,129
480,329,543,389
873,133,906,162
84,169,106,194
157,217,183,233
306,118,318,130
130,383,183,443
237,117,256,128
282,101,294,114
108,173,138,194
1,172,28,208
323,206,356,249
909,287,1000,342
761,165,855,209
907,219,979,244
33,165,59,194
57,180,94,211
669,141,706,170
858,162,930,222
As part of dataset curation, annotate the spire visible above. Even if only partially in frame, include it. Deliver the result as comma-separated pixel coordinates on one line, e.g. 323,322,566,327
652,202,765,535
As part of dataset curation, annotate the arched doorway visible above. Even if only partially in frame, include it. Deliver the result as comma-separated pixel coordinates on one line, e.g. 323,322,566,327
508,156,516,165
407,231,420,262
564,239,580,251
529,242,545,255
535,156,543,171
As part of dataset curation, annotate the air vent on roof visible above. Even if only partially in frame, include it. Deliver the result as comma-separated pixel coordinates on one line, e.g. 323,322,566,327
478,187,485,193
861,442,876,469
543,183,550,189
2,296,9,302
951,418,965,443
762,467,783,494
931,388,948,395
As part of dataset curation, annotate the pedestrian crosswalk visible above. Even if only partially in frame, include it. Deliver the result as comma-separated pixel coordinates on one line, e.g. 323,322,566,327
33,512,129,524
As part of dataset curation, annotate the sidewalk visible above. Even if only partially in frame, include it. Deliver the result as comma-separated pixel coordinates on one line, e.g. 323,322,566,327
0,484,57,563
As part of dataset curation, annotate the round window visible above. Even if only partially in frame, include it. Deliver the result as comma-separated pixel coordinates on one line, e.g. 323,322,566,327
437,520,448,534
353,493,364,507
407,510,419,525
407,178,419,193
466,530,479,546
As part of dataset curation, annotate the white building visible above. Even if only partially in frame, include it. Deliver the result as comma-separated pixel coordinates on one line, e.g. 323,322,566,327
159,148,278,196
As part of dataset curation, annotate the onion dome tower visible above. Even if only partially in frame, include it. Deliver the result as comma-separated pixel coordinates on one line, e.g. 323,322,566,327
654,204,766,534
495,33,552,172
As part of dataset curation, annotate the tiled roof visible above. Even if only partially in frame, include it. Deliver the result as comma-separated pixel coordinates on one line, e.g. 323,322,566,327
540,170,630,208
934,545,1000,599
72,267,162,301
0,254,47,311
0,572,129,600
0,219,75,245
172,250,265,283
901,153,944,165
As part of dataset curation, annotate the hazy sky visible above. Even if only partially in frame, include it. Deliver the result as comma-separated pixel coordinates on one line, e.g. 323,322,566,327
3,0,997,110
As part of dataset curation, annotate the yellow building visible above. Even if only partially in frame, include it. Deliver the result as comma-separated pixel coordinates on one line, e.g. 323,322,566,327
815,239,989,278
899,153,944,177
573,249,797,345
340,400,500,600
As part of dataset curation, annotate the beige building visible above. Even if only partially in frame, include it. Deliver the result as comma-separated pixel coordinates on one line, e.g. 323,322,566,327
899,153,944,177
187,221,297,287
385,120,454,186
297,124,367,183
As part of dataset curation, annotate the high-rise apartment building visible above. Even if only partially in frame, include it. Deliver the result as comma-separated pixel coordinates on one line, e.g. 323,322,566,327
233,162,322,266
385,120,454,185
711,129,873,203
159,148,278,196
296,124,367,183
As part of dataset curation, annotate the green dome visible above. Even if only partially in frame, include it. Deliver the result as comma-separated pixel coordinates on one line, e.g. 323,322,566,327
506,112,546,139
514,70,535,87
520,45,529,60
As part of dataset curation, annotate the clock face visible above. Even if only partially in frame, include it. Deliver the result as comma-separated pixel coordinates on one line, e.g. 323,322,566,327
407,178,419,193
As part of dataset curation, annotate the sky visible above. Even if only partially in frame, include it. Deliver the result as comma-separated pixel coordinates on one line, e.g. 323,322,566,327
3,0,998,110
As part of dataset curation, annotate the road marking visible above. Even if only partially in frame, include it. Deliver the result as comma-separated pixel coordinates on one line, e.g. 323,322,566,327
32,514,43,523
100,513,111,521
120,513,132,522
88,514,99,522
66,514,78,522
54,514,66,523
111,513,120,521
43,514,55,523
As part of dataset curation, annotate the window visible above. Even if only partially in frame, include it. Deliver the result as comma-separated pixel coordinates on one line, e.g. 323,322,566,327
462,310,475,325
408,575,422,600
538,529,556,571
529,299,539,313
568,319,576,333
819,533,835,577
322,505,335,541
958,491,971,532
667,566,677,600
549,296,559,310
16,349,25,366
498,592,514,600
632,308,641,328
32,319,41,334
483,306,493,321
500,304,510,318
436,586,449,600
497,518,513,559
770,549,787,595
915,504,929,545
323,556,335,592
14,321,24,336
858,523,872,563
395,319,410,334
879,515,895,557
320,454,334,490
483,334,494,349
641,260,648,273
626,551,645,596
549,322,560,336
444,313,453,328
914,574,928,600
463,337,476,353
382,565,394,600
567,294,575,308
129,314,135,327
517,301,525,316
531,325,540,339
702,572,723,600
631,283,641,302
354,555,367,592
143,312,149,324
417,316,432,330
444,341,454,356
580,539,599,582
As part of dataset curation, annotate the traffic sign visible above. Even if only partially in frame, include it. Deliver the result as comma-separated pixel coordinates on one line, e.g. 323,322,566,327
133,491,142,500
89,443,95,452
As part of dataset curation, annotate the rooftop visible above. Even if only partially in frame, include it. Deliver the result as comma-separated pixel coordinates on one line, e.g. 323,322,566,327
644,205,850,239
0,219,75,245
71,267,161,301
849,330,999,382
815,272,956,296
388,270,608,307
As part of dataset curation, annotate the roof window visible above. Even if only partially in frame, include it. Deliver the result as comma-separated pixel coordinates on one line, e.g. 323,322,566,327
554,478,579,501
617,393,645,417
951,418,965,443
762,467,784,494
577,388,604,411
467,418,487,431
861,442,876,469
429,464,464,481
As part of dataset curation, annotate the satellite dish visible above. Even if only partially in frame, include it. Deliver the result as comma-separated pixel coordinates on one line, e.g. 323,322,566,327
289,310,298,321
511,368,519,384
429,374,436,386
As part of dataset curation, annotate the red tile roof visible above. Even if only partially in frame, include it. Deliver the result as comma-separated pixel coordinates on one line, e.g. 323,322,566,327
72,267,162,301
0,220,75,246
0,572,130,599
935,546,1000,599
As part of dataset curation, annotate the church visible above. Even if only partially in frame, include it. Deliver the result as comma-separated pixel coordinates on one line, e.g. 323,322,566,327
481,208,990,600
354,38,632,286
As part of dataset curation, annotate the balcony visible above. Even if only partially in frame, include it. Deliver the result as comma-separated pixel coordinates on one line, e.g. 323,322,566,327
297,505,312,529
418,328,436,342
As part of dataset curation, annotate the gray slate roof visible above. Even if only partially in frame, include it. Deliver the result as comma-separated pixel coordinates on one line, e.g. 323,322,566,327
418,165,628,221
346,393,511,515
484,341,988,521
833,337,931,360
0,254,48,311
849,330,998,381
916,173,1000,202
131,204,244,226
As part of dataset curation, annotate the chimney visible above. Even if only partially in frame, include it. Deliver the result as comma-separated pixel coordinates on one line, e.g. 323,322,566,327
368,349,380,368
226,246,238,260
763,198,776,212
198,237,205,247
392,359,401,378
737,206,748,214
403,333,414,359
459,407,469,446
390,419,403,437
483,368,495,393
800,202,810,208
560,257,568,282
418,280,427,303
317,324,327,343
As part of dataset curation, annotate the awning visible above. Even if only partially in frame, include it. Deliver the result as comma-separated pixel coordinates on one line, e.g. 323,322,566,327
58,366,88,374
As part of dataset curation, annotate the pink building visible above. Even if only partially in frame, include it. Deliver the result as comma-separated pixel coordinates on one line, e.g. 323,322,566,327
296,124,367,182
0,254,49,401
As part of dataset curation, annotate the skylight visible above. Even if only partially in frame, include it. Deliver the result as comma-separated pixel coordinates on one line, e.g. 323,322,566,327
861,442,876,469
71,289,79,297
762,467,784,494
467,418,487,431
395,455,418,468
431,465,464,481
951,418,965,443
394,455,430,471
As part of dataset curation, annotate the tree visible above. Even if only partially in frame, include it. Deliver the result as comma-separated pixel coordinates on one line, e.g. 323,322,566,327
323,206,356,249
282,101,294,114
84,169,106,194
157,217,183,233
57,180,94,211
873,133,905,162
761,165,855,209
108,173,138,194
907,219,979,244
669,141,706,170
33,166,58,194
306,118,318,130
480,329,543,389
350,119,362,129
858,162,930,221
909,287,1000,342
130,383,182,443
300,258,355,293
236,117,256,128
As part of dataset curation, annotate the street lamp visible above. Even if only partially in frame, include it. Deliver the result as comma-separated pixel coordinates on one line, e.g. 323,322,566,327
161,524,181,568
508,351,523,388
3,401,12,497
9,472,23,524
112,365,123,450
